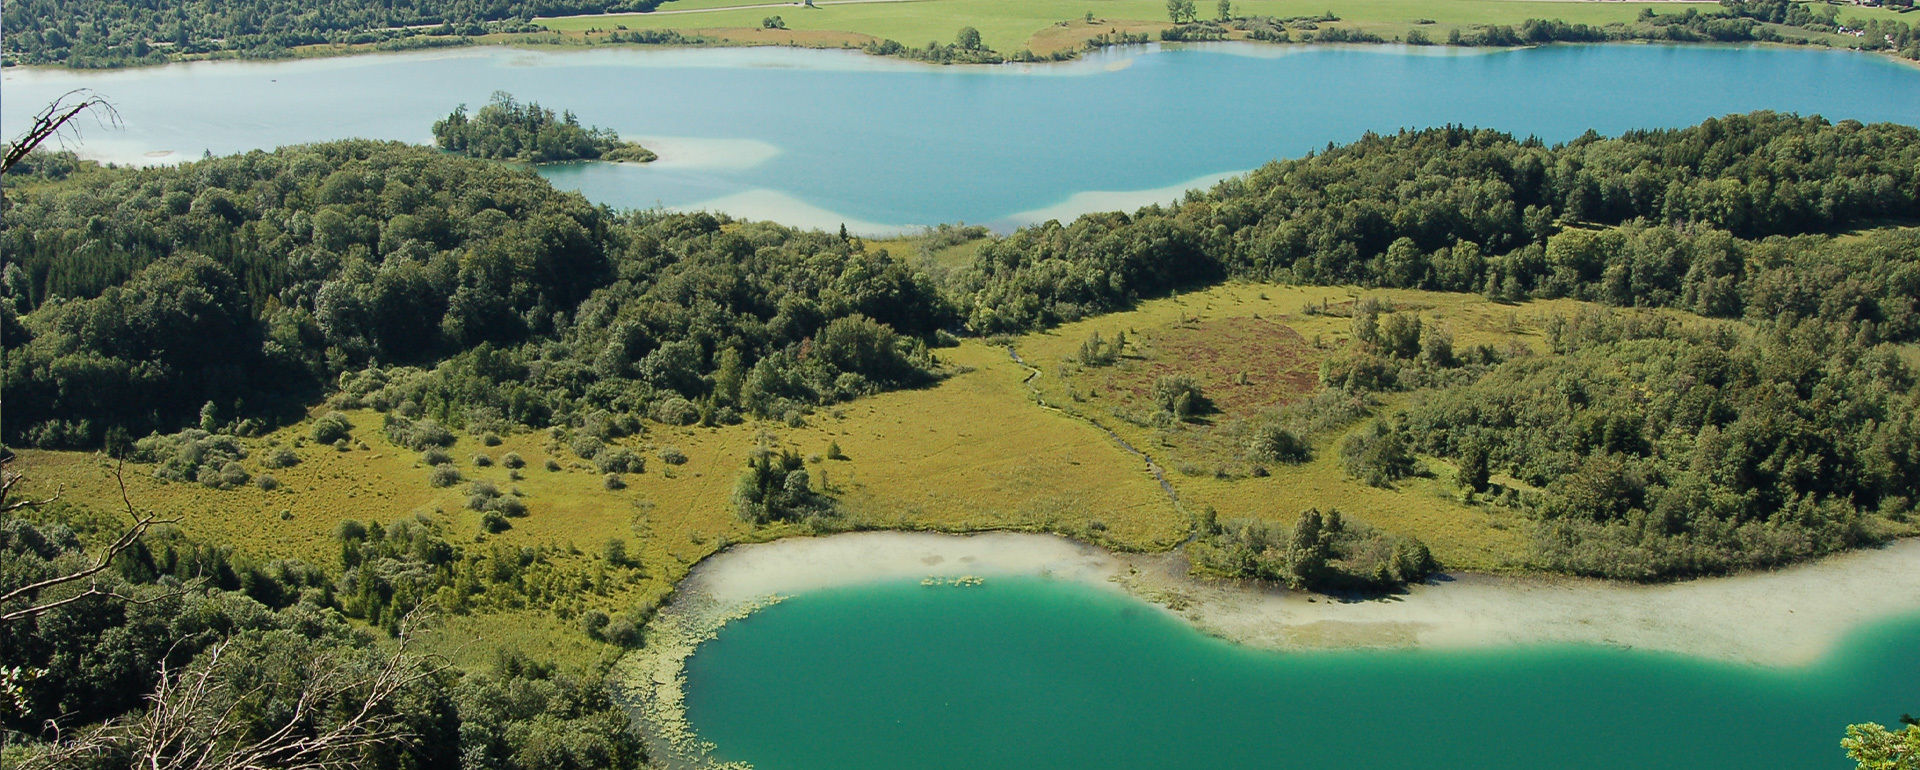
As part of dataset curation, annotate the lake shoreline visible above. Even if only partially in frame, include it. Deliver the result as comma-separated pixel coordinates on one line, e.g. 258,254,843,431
10,34,1916,75
615,529,1920,768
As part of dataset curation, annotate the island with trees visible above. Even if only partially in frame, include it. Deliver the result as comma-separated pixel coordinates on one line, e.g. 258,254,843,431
433,92,655,164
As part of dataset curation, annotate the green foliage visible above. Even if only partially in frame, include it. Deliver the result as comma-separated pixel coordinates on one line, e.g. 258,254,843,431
1190,508,1437,592
0,0,652,68
433,92,655,164
310,411,354,444
502,452,526,469
0,511,644,767
1340,422,1417,488
428,463,462,488
733,449,833,524
594,447,645,474
1402,313,1919,579
262,446,300,469
956,25,982,49
862,36,1005,63
1151,374,1209,420
1074,330,1125,367
1843,722,1919,770
656,446,688,465
956,114,1920,334
130,429,252,488
1,141,954,448
1246,422,1311,465
762,15,786,29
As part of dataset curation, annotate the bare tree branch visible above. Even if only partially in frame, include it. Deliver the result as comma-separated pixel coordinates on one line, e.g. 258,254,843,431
2,90,121,174
19,611,448,770
0,459,182,623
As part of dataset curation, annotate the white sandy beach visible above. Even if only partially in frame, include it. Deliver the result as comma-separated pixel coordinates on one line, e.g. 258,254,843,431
679,530,1920,666
620,531,1920,767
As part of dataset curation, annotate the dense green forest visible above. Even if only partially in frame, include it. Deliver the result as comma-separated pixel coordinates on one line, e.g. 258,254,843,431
2,105,1918,766
4,111,1915,586
955,112,1919,333
0,0,642,67
952,111,1920,578
433,93,656,164
0,508,644,769
1,140,948,448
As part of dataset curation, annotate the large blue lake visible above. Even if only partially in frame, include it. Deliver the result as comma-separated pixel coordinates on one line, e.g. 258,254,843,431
5,43,1920,232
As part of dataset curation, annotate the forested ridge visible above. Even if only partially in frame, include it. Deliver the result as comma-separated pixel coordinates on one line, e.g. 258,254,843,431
2,140,948,449
4,111,1915,588
0,0,653,67
955,112,1919,333
2,106,1917,767
951,110,1920,579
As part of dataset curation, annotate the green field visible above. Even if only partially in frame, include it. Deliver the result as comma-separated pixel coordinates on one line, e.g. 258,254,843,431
531,0,1913,55
16,276,1691,652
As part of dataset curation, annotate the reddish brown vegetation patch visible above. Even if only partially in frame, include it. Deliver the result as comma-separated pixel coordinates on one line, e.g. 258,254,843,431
1100,317,1320,418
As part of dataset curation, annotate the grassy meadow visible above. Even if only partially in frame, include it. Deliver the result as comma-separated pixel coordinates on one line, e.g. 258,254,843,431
16,265,1729,661
528,0,1915,57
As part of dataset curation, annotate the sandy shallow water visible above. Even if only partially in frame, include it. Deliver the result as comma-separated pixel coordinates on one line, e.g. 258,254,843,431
616,531,1920,767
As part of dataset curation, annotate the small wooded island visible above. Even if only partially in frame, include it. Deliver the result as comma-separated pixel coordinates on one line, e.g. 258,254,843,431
432,91,655,164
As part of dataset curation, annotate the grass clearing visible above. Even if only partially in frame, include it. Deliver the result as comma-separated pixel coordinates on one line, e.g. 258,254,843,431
11,270,1803,622
537,0,1756,55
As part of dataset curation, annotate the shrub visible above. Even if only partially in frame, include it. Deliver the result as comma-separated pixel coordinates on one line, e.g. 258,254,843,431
596,448,645,474
570,435,605,460
826,441,847,461
657,446,688,465
262,447,301,469
421,447,451,466
482,432,503,446
733,449,832,524
1151,374,1210,420
480,510,511,533
604,538,631,567
602,616,641,647
472,454,493,467
484,495,528,517
207,460,250,489
604,474,626,490
652,397,699,426
545,458,562,472
385,416,455,450
1247,423,1311,464
581,609,612,640
310,411,354,444
255,474,280,491
501,452,525,469
428,464,462,488
1340,422,1417,487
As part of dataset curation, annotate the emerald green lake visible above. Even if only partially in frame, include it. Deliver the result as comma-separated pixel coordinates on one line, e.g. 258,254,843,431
684,577,1919,769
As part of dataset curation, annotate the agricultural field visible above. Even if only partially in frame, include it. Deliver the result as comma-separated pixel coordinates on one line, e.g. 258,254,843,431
529,0,1918,56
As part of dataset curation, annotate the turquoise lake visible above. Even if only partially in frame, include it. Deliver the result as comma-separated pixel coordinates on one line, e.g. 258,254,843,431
5,43,1920,231
684,577,1920,769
